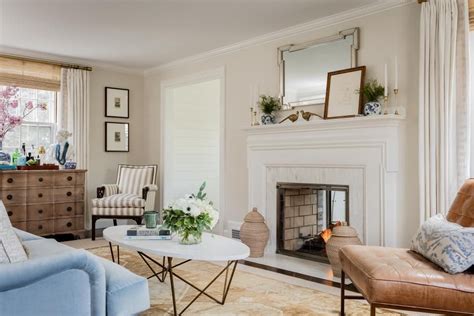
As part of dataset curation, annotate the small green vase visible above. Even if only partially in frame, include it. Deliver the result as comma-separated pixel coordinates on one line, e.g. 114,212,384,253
143,211,158,229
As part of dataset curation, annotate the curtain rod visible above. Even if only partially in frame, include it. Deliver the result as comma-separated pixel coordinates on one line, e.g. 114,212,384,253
0,54,93,71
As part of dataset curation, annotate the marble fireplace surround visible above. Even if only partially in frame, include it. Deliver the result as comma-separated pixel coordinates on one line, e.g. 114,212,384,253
245,115,406,253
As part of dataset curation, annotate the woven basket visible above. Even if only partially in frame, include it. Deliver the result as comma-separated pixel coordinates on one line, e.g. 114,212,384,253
240,208,269,257
326,226,362,277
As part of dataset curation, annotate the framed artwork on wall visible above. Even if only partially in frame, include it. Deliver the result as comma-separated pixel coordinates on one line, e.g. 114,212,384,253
105,87,129,118
324,66,365,119
105,122,129,152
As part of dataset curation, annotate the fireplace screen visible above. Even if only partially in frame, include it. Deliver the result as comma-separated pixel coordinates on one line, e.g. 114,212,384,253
276,183,349,262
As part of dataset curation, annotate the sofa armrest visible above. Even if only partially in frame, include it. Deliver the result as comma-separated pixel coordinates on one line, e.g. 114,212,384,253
13,228,41,242
97,184,119,198
143,185,158,211
0,250,106,315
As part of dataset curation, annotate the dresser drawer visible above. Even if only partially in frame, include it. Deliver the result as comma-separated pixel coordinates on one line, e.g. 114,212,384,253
27,188,53,204
27,204,54,220
75,202,84,215
54,187,76,203
54,218,76,233
54,172,78,186
75,187,84,201
5,205,26,222
54,202,76,217
27,220,53,235
27,173,53,187
0,190,27,205
76,173,85,185
12,221,27,231
0,173,27,189
76,217,84,230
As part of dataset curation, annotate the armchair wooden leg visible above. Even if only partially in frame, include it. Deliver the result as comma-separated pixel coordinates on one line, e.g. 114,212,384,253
113,219,118,226
340,270,345,315
91,216,97,241
370,305,376,316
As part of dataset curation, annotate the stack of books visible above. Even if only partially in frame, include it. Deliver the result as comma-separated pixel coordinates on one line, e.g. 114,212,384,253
125,226,172,240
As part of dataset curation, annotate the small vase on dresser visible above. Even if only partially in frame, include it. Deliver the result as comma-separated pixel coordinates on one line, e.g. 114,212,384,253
326,225,362,277
240,207,269,257
0,169,87,238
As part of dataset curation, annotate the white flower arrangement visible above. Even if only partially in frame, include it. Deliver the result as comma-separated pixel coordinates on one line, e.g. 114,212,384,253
163,182,219,244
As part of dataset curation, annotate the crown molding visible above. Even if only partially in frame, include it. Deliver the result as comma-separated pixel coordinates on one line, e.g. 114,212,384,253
145,0,415,76
0,45,145,75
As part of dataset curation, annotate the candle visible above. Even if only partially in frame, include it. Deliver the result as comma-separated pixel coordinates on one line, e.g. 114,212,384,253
384,63,388,97
394,56,398,90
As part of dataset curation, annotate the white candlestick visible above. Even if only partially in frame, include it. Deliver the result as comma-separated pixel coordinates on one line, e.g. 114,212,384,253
384,63,388,97
394,56,398,90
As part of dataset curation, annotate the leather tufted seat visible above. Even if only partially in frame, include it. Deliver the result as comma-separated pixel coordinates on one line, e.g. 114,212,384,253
339,179,474,315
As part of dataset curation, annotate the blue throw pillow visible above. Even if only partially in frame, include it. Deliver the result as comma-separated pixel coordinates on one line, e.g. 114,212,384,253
410,214,474,274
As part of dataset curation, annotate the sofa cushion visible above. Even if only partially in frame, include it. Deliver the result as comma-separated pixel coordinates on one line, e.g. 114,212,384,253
410,214,474,274
22,239,75,259
339,245,474,314
0,201,28,264
92,193,146,208
97,257,150,316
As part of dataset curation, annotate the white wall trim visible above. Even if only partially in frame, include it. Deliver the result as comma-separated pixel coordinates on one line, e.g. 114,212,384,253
145,0,415,75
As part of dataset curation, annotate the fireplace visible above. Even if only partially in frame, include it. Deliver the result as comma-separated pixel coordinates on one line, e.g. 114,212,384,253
276,183,349,263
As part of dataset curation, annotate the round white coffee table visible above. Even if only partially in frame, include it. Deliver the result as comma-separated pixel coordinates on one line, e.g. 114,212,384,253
103,225,250,316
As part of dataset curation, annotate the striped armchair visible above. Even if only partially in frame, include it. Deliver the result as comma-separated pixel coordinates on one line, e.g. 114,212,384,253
91,164,158,240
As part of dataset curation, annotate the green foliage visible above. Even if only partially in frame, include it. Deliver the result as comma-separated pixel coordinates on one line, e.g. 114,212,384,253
361,80,385,102
258,95,281,114
162,208,213,241
194,182,207,200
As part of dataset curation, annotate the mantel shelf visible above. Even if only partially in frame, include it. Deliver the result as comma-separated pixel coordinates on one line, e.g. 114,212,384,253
244,114,406,135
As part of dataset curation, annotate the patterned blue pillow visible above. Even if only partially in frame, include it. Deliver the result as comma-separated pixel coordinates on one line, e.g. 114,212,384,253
410,214,474,274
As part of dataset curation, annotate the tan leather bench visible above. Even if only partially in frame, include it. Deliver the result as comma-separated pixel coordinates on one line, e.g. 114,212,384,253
339,179,474,315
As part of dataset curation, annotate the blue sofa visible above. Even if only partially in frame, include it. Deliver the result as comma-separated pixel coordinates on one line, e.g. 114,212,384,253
0,229,150,316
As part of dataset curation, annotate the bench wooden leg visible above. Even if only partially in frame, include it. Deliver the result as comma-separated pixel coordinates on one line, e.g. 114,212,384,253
340,270,345,315
370,304,376,316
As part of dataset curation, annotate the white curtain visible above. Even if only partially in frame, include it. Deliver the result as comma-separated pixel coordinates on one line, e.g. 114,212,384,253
419,0,470,222
59,68,91,227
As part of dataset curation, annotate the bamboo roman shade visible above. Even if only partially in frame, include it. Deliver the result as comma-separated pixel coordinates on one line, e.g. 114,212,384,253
470,0,474,30
0,56,61,91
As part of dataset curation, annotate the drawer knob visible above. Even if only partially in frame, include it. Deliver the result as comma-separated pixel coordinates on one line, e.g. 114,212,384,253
67,207,73,212
7,211,12,216
7,178,13,183
7,194,12,200
38,177,43,182
38,225,43,230
66,222,72,227
67,176,73,181
38,193,43,198
38,209,43,214
66,191,72,197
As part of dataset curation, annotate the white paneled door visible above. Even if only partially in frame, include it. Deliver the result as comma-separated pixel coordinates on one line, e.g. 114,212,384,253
162,69,225,212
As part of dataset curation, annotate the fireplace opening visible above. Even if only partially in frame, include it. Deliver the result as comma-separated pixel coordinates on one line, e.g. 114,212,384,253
276,183,349,263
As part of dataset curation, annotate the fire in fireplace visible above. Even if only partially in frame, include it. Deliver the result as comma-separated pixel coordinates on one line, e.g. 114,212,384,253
276,183,349,263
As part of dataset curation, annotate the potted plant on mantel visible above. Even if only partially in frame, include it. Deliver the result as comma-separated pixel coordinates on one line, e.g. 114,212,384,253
0,85,47,162
361,80,384,116
258,95,281,125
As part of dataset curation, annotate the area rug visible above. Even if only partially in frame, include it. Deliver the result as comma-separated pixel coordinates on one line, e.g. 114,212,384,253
89,246,401,315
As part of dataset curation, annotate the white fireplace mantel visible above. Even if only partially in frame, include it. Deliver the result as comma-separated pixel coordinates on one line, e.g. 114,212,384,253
245,115,406,253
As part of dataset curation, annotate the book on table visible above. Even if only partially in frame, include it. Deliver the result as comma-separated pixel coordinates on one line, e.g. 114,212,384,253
125,225,172,240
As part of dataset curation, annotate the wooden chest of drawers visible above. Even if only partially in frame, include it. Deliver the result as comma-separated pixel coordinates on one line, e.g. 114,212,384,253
0,169,87,238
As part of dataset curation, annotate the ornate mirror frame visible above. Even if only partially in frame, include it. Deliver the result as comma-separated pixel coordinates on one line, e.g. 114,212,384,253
278,28,360,109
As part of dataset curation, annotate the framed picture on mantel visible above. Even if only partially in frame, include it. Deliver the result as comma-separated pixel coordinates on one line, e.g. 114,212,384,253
105,87,129,118
324,66,365,119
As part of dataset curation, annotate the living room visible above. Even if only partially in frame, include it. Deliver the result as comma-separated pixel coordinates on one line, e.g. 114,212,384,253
0,0,472,315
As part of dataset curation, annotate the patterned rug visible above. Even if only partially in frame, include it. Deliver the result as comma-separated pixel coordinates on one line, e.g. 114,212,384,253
89,247,401,315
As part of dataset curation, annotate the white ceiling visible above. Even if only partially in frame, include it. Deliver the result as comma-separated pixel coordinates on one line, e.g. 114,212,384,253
0,0,380,71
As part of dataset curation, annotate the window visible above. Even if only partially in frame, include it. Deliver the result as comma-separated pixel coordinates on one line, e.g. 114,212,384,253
1,85,57,155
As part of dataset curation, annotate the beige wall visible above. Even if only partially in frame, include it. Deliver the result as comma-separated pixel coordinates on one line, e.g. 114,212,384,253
143,3,421,246
89,68,145,228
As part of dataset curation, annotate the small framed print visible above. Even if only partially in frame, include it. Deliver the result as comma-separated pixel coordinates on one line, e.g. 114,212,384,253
105,122,129,152
105,87,129,118
324,66,365,119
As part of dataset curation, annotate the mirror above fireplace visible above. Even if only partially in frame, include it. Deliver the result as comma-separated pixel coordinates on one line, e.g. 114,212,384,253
278,28,359,109
276,183,349,263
